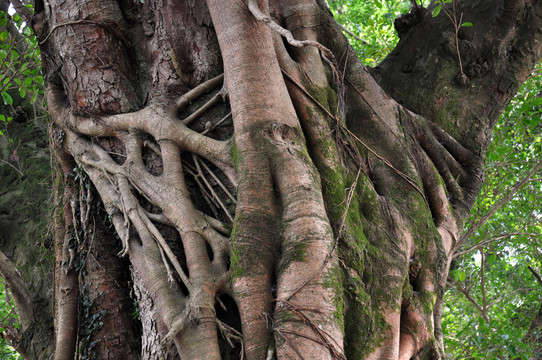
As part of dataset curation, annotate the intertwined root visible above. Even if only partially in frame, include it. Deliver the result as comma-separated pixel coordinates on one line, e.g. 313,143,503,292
50,73,239,358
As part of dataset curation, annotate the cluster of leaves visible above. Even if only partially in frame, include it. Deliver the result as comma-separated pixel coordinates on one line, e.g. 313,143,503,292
0,279,21,360
0,8,43,136
78,282,108,360
326,0,413,66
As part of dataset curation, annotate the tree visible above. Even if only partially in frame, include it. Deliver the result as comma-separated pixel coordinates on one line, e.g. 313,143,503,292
2,0,542,359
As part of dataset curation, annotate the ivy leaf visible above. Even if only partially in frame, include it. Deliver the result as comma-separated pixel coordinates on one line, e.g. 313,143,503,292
1,92,12,105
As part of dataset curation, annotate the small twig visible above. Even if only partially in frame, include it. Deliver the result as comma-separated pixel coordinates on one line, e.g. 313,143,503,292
192,155,234,222
437,0,465,76
453,228,535,259
337,23,370,45
274,299,345,359
479,248,488,321
157,242,175,283
448,276,489,324
185,163,222,219
0,159,25,177
455,12,465,76
217,318,243,349
199,159,236,204
527,67,542,79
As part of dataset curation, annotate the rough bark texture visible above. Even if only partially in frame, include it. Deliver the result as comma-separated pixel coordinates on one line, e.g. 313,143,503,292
2,0,541,358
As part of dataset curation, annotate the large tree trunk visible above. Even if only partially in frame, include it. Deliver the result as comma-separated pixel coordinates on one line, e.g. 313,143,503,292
9,0,540,358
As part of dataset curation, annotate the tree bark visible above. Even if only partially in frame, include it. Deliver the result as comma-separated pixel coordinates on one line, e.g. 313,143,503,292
7,0,542,358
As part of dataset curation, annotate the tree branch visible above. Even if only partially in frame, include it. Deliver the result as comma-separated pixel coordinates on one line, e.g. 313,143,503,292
528,266,542,287
0,251,33,329
337,23,370,45
456,159,542,251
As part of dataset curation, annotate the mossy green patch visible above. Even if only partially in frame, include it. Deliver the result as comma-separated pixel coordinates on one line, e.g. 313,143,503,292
418,289,437,315
228,219,247,283
228,138,239,170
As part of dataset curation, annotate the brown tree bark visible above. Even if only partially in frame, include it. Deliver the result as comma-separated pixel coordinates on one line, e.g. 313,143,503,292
5,0,542,358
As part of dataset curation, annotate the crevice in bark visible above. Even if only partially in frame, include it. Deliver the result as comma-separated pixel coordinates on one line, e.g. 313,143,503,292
215,293,244,359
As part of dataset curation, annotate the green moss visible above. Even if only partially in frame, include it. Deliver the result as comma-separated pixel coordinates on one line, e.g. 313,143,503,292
402,277,414,301
323,262,346,330
300,83,431,357
308,85,339,115
228,138,239,170
418,289,437,315
227,220,246,284
279,238,308,272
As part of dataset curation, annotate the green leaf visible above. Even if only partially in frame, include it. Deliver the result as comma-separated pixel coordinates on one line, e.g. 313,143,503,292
1,92,12,105
509,343,517,356
432,5,442,17
458,271,466,282
461,22,473,27
22,76,33,87
487,253,496,265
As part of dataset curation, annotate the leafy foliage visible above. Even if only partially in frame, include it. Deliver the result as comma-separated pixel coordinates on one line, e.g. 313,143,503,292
0,280,21,360
444,67,542,359
326,0,412,66
0,8,43,136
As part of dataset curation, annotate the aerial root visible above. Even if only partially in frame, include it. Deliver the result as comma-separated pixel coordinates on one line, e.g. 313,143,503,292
202,111,232,135
159,290,217,359
247,0,345,116
184,154,235,222
176,73,224,109
70,129,230,267
116,175,193,289
217,318,244,350
274,299,346,360
182,84,228,126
